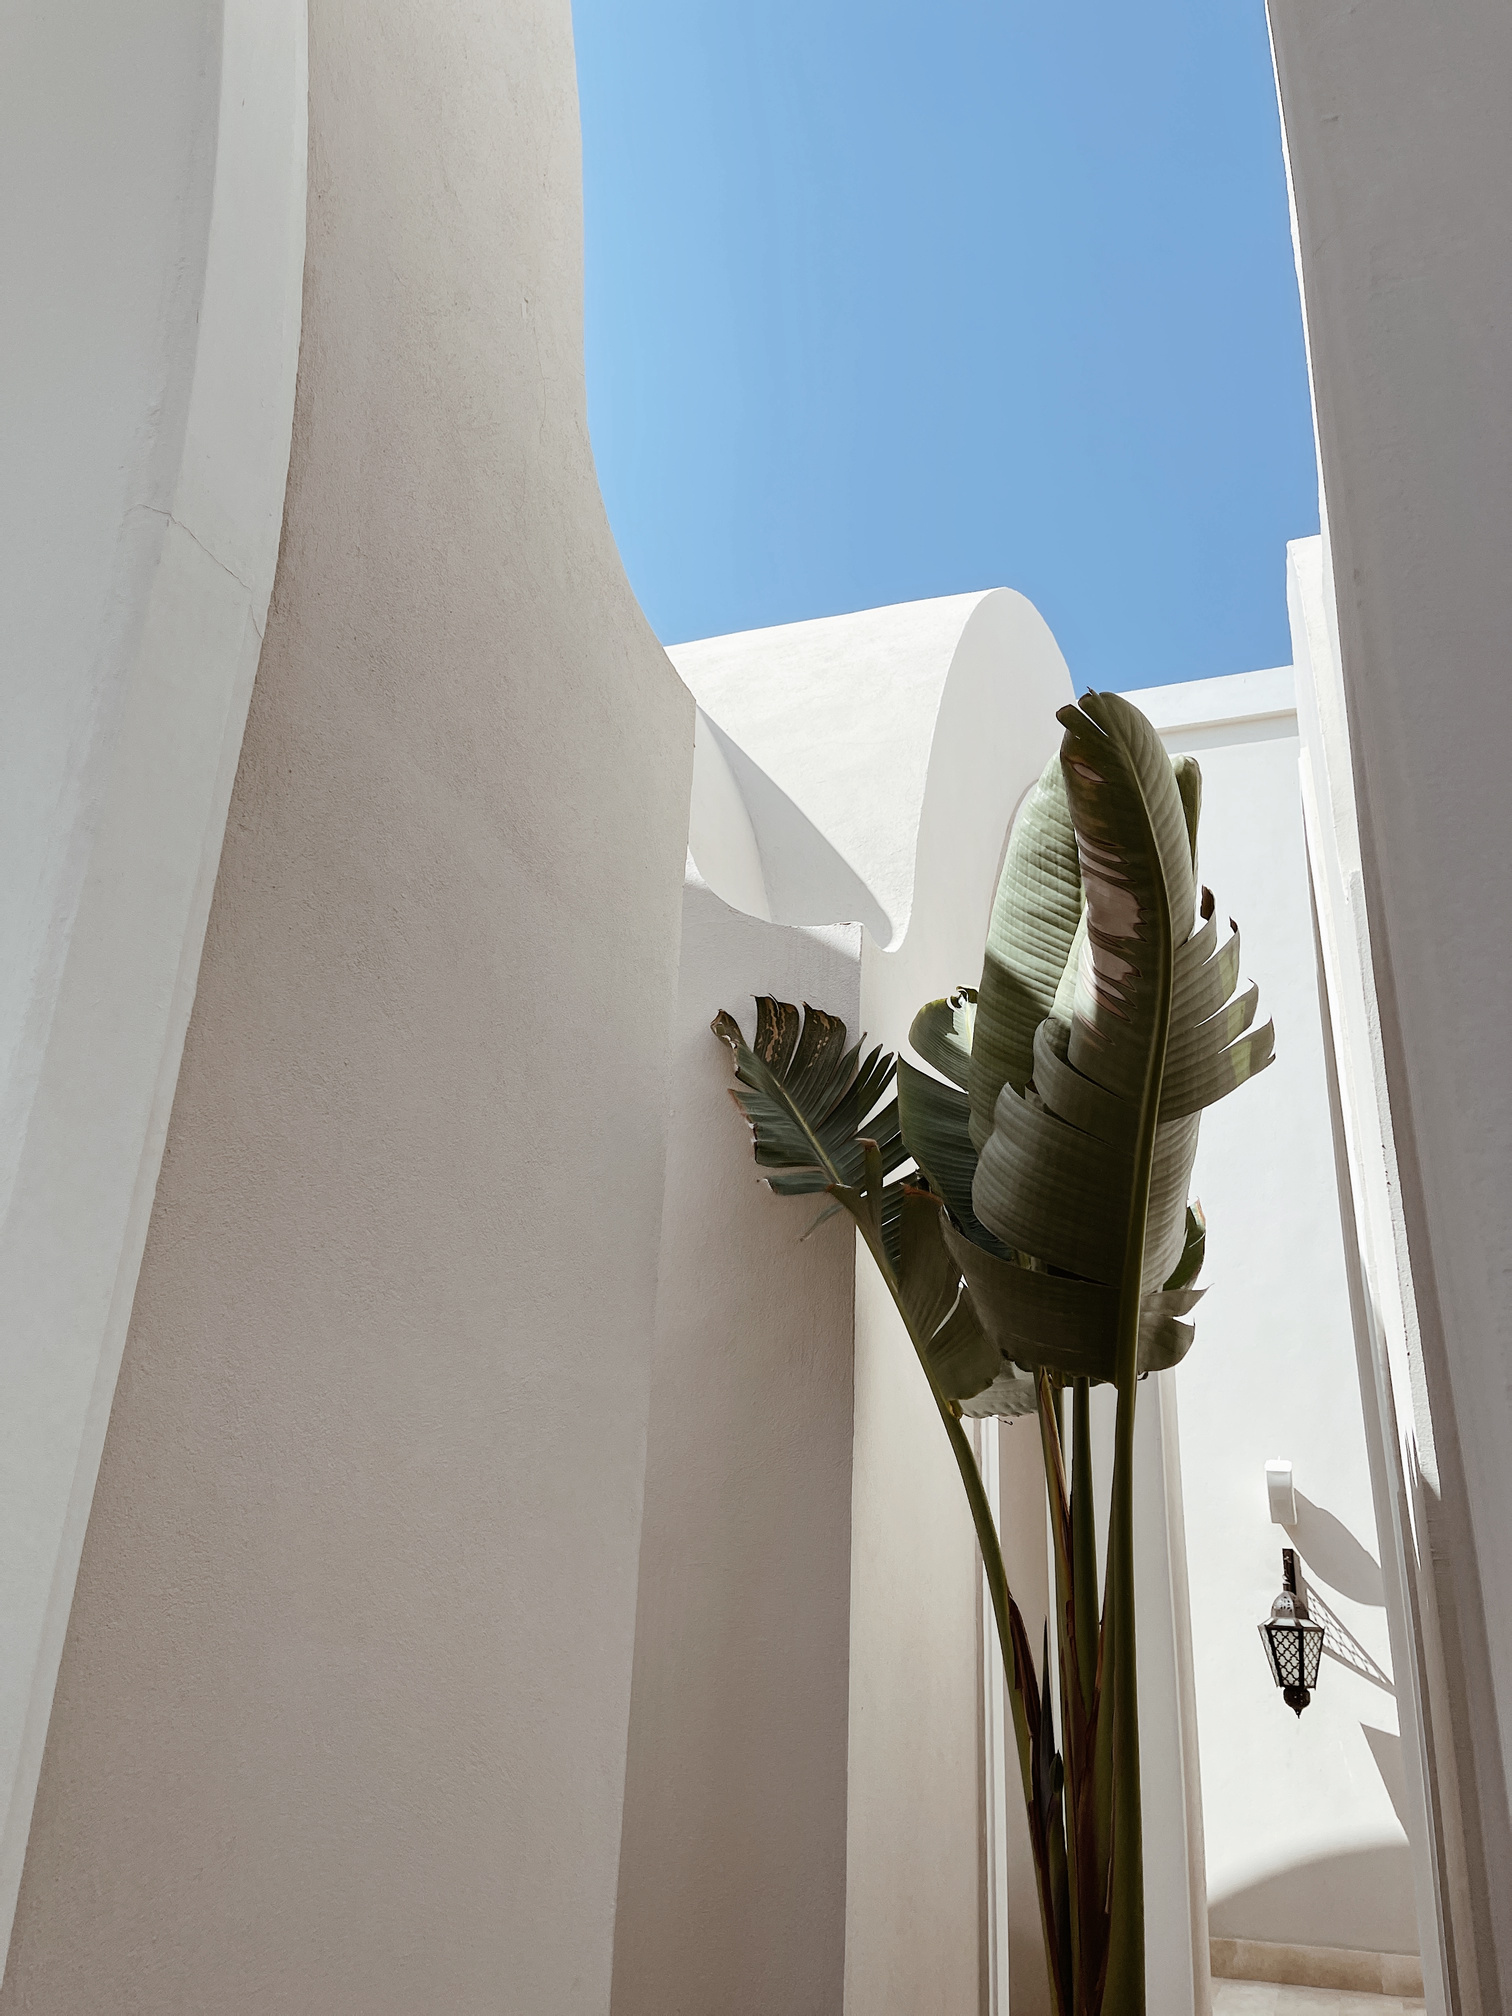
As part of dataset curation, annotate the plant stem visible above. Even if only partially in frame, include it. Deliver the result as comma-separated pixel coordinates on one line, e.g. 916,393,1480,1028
1071,1381,1098,1713
1100,830,1175,2016
933,1393,1070,2016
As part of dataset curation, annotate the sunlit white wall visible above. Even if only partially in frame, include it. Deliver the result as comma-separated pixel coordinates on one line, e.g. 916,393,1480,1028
1137,670,1416,1957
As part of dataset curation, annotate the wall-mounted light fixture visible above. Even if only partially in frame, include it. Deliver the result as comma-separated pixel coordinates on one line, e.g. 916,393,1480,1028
1259,1546,1324,1717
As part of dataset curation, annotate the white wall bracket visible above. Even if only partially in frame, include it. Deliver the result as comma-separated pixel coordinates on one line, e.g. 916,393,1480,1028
1266,1459,1298,1527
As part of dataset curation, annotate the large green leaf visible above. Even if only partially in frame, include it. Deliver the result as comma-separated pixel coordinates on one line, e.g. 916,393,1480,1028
1173,752,1202,866
712,997,905,1195
959,1360,1039,1419
942,1218,1204,1384
945,695,1277,2011
895,1058,1015,1260
968,752,1084,1151
713,998,1000,1404
898,1188,1005,1403
1164,1202,1207,1292
908,989,977,1091
894,1040,1038,1415
1059,692,1194,1100
969,696,1274,1312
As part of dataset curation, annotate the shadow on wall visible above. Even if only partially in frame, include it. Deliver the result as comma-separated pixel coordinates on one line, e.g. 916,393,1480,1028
1209,1843,1419,1957
1291,1491,1386,1607
697,711,893,942
1362,1724,1413,1839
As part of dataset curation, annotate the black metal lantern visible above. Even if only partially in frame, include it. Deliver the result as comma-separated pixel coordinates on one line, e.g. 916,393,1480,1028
1258,1547,1325,1716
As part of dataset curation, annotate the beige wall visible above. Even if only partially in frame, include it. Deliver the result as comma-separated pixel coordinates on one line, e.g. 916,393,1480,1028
612,886,858,2015
844,1255,989,2014
1,3,692,2011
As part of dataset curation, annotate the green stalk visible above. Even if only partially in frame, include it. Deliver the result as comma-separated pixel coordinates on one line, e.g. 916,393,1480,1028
1064,1376,1105,2015
1037,1377,1082,2008
927,1350,1071,2016
1071,1381,1098,1714
1093,1565,1117,1945
1099,805,1175,2016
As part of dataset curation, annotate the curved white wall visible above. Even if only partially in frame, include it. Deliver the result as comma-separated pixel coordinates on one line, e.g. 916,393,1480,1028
679,591,1036,951
0,0,306,1965
1,3,693,2010
688,712,772,920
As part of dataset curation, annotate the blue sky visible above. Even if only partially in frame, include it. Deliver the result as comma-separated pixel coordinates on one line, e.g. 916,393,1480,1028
572,1,1317,691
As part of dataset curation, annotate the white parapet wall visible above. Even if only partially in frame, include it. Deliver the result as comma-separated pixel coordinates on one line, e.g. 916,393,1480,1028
0,0,306,1967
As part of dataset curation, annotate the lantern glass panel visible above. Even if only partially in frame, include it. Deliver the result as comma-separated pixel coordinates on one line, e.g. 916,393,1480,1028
1259,1549,1325,1714
1260,1621,1303,1688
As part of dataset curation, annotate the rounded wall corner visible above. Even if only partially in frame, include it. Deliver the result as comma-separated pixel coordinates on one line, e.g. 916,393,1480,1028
884,586,1075,973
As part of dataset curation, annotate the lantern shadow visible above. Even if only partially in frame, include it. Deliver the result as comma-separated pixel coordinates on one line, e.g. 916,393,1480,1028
1299,1578,1394,1695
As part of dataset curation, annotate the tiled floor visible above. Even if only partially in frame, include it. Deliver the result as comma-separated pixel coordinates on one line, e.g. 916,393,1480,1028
1212,1983,1426,2015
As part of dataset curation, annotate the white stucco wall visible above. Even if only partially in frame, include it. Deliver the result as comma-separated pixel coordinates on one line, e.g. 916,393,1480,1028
1135,1375,1215,2013
1270,5,1512,2005
1290,536,1451,2006
612,883,860,2016
1132,671,1415,1958
1,4,691,2011
0,0,305,1966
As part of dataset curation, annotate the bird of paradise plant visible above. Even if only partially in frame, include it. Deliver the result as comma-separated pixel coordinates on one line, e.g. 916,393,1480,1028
713,692,1273,2014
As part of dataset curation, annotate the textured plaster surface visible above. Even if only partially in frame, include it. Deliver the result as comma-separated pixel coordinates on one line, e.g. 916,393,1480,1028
611,885,858,2016
2,2,691,2010
0,0,305,1966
